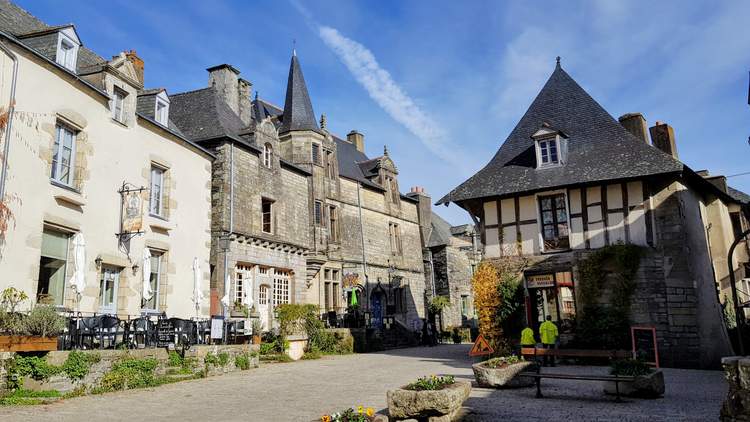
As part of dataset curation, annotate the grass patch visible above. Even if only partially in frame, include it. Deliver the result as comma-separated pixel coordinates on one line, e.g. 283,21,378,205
301,350,322,360
0,389,61,406
259,353,293,363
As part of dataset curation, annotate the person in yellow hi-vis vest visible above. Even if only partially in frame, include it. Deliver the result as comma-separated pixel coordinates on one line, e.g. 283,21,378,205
521,325,536,347
539,316,559,367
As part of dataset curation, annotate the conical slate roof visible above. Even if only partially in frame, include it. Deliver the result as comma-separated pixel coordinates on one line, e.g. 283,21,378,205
437,63,684,205
279,53,319,133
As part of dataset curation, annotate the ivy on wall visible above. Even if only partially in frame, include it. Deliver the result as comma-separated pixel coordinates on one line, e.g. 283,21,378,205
575,244,643,349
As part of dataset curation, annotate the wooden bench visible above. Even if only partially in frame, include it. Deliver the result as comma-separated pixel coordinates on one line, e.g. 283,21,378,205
520,347,634,402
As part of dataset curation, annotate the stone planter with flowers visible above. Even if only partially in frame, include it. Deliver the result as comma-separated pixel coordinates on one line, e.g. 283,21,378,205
387,375,470,421
472,355,534,388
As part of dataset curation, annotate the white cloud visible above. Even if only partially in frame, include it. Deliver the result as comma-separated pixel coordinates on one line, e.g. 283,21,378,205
318,26,465,168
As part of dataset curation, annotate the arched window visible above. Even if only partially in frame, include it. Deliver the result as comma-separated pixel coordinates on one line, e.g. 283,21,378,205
263,143,273,168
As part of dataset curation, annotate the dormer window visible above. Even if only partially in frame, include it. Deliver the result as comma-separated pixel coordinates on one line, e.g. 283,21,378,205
154,91,170,126
532,124,567,169
112,88,127,123
54,27,80,71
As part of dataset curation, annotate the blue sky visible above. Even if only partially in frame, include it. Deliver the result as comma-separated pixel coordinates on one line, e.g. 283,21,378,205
19,0,750,224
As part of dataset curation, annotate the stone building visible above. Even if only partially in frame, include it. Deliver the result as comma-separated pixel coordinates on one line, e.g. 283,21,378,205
170,53,428,332
0,1,213,319
408,187,479,329
438,59,749,368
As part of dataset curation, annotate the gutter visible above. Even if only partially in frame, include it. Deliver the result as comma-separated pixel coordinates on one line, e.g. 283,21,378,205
0,40,18,201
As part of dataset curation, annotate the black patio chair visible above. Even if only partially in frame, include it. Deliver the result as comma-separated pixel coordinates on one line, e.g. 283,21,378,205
167,318,196,347
127,317,155,349
77,316,101,349
98,315,123,349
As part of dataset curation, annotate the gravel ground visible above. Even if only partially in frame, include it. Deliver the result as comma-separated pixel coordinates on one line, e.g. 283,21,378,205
0,344,726,421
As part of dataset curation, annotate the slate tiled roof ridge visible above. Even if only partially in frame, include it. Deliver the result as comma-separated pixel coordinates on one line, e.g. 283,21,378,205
437,64,685,205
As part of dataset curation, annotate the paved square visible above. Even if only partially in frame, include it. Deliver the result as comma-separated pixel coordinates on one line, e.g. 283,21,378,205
0,345,725,421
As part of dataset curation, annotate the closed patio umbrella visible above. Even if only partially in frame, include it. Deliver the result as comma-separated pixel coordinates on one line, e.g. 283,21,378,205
243,275,254,309
192,257,204,309
142,248,152,301
70,232,86,294
221,273,231,310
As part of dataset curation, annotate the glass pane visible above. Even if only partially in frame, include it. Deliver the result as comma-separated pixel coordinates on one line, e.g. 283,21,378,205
542,211,553,224
38,256,66,305
558,223,569,236
42,229,69,259
543,226,555,240
555,195,566,210
556,209,567,222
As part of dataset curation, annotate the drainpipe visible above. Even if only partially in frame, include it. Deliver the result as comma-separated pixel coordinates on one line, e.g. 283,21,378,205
0,41,18,201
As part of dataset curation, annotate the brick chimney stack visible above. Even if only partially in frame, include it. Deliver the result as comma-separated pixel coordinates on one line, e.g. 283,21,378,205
125,50,144,85
347,130,365,153
619,113,649,144
649,121,679,159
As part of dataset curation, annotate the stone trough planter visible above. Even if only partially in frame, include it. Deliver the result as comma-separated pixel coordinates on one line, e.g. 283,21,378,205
603,370,664,398
387,380,471,421
472,360,534,388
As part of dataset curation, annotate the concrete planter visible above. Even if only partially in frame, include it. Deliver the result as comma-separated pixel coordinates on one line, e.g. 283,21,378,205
603,370,664,398
472,360,534,388
387,380,471,421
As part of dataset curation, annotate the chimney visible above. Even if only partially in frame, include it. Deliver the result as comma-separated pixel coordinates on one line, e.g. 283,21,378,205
347,130,365,153
238,78,252,127
618,113,649,144
207,64,240,116
406,186,432,248
125,50,144,85
649,121,679,159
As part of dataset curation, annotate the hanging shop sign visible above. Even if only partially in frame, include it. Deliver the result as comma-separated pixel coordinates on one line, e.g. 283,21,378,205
118,182,147,239
526,273,555,289
342,272,361,289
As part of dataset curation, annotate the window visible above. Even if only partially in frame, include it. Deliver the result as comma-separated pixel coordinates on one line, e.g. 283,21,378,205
235,265,253,304
51,124,76,186
312,143,321,165
325,150,335,178
112,88,126,123
331,270,339,309
149,166,165,217
263,143,273,168
461,295,470,317
273,269,290,305
328,205,339,242
314,201,324,226
155,100,168,125
142,251,162,311
390,178,400,205
538,138,559,166
262,199,273,234
730,212,743,239
99,266,120,314
56,37,77,70
389,222,403,255
37,228,70,305
539,194,569,251
258,285,268,305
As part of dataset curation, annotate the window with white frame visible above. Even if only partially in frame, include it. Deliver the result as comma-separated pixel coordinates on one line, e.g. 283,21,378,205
99,265,120,314
142,251,162,311
258,285,268,305
112,88,126,123
149,165,165,217
37,228,70,306
538,137,559,166
235,264,253,304
263,143,273,168
538,193,570,251
55,31,79,71
155,99,169,125
51,123,76,186
273,269,290,305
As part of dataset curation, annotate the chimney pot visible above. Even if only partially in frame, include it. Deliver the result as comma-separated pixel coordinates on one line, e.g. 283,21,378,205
618,112,649,144
207,64,241,117
124,50,144,85
347,130,365,153
649,121,679,159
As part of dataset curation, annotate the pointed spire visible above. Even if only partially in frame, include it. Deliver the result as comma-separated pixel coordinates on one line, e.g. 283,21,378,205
556,56,561,69
280,52,319,133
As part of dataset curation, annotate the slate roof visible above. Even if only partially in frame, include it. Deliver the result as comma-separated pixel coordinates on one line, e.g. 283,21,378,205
279,54,320,133
428,212,454,248
170,87,246,142
437,63,684,205
253,97,282,122
728,186,750,205
332,135,385,191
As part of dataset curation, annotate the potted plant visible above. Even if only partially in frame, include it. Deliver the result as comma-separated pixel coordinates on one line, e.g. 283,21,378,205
387,375,470,421
604,359,664,398
321,405,377,422
231,300,250,318
251,319,262,345
472,355,534,388
0,288,65,352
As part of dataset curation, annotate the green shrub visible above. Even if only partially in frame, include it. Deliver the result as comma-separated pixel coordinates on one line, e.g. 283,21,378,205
405,375,455,391
483,355,523,368
259,353,292,363
11,355,61,382
97,358,158,392
62,351,100,380
610,359,653,377
301,350,322,360
204,353,219,367
167,351,183,367
217,352,229,367
23,305,65,337
234,353,252,370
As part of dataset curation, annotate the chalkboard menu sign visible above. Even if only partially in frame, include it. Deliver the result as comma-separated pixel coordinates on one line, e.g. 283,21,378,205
630,326,659,367
157,319,176,348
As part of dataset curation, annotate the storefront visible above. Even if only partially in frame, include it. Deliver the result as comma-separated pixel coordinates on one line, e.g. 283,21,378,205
524,271,577,335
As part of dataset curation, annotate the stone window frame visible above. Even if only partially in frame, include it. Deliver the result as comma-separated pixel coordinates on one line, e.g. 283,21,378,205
149,164,167,218
328,205,339,242
389,222,403,255
37,226,72,306
261,198,274,234
263,143,273,168
51,122,77,188
325,149,336,178
314,200,325,226
311,143,322,166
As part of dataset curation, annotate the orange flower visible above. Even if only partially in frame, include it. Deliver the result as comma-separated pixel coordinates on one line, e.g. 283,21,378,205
321,416,331,422
366,407,375,417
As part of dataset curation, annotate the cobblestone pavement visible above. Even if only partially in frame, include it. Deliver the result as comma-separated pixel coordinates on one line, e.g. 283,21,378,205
0,344,726,421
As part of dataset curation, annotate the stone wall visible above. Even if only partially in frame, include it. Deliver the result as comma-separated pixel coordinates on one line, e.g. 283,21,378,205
721,356,750,421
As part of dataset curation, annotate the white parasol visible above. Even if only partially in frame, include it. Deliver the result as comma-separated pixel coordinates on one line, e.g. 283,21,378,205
192,257,205,308
221,273,231,309
142,248,152,301
243,275,254,309
69,232,86,293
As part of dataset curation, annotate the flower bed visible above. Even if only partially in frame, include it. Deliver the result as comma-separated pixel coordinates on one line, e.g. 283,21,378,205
388,375,470,421
472,356,533,388
321,405,376,422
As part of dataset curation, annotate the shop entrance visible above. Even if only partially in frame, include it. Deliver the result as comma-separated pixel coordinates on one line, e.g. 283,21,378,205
525,271,577,334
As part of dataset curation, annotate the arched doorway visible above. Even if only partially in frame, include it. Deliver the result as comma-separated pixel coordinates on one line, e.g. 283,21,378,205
370,285,387,329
